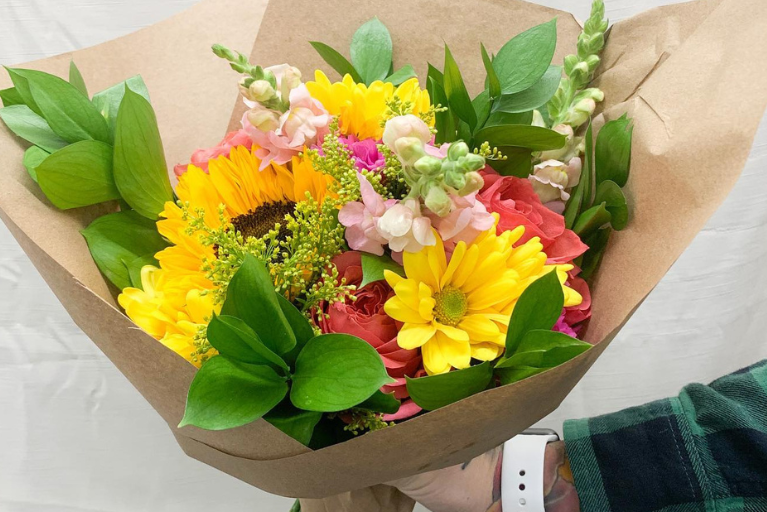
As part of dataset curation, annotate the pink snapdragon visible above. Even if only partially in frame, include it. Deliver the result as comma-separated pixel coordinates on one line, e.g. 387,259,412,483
242,84,330,169
428,192,495,246
173,129,252,177
338,174,397,256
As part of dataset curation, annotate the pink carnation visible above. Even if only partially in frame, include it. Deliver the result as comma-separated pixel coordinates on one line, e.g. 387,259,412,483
340,136,386,172
242,84,330,170
173,129,252,177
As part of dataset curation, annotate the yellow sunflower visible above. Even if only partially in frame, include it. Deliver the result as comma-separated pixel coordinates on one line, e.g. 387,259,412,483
155,145,333,284
118,265,219,367
384,224,582,375
306,71,432,140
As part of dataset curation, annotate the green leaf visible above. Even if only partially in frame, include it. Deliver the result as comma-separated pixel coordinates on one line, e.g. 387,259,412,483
179,356,288,430
92,75,150,142
493,66,562,114
80,210,168,290
360,253,405,288
69,61,88,98
22,145,49,182
36,140,119,209
563,121,592,229
595,114,633,187
277,294,315,366
573,202,611,239
127,253,158,289
580,227,611,281
488,146,533,177
385,65,417,86
0,105,68,152
497,329,590,368
289,500,301,512
206,315,289,373
493,19,557,94
350,18,393,85
291,333,392,412
496,366,545,385
483,110,534,129
9,68,108,143
443,44,477,131
406,362,493,411
475,124,565,151
5,67,42,115
503,270,563,355
428,76,455,144
265,401,322,446
481,43,501,99
220,254,297,355
357,390,400,414
427,63,444,86
113,86,173,219
472,89,492,133
594,180,628,230
0,87,24,107
309,42,363,83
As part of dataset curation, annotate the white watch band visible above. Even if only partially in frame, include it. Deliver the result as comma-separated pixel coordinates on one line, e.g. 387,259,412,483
502,430,559,512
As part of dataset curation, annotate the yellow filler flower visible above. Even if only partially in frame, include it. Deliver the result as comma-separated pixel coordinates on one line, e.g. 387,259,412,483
306,71,432,140
384,225,582,375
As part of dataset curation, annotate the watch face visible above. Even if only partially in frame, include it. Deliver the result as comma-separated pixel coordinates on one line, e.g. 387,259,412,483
520,428,560,439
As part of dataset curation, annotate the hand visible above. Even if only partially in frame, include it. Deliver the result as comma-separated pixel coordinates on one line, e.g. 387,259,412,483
389,441,580,512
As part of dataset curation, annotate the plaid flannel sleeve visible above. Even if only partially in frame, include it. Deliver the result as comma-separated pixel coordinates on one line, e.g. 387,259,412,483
563,360,767,512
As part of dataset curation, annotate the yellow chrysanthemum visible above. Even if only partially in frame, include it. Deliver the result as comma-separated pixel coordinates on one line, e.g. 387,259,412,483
306,71,432,140
155,145,333,284
384,225,582,375
118,265,219,367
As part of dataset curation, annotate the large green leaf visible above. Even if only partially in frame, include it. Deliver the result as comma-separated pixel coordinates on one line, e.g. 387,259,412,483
360,253,405,288
385,65,417,86
206,315,289,373
277,294,315,367
406,362,493,411
475,124,565,151
503,270,564,355
80,210,168,290
573,202,612,240
22,145,49,182
480,43,501,99
291,333,393,412
6,67,42,115
472,89,492,133
265,401,323,446
309,42,363,83
9,68,108,143
350,18,393,84
92,75,150,142
69,61,88,98
428,76,455,144
580,227,612,281
179,356,288,430
112,86,173,219
595,114,633,187
594,180,629,230
493,19,557,94
357,390,400,414
443,44,477,131
0,105,68,152
492,65,562,114
36,140,119,210
220,254,296,355
488,146,533,177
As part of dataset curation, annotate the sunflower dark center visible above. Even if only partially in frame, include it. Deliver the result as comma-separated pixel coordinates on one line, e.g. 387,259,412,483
231,201,296,241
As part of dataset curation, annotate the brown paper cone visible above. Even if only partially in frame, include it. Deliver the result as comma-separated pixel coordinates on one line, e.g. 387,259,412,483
1,0,766,505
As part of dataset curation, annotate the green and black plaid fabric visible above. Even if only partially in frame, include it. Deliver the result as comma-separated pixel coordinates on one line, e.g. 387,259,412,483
563,360,767,512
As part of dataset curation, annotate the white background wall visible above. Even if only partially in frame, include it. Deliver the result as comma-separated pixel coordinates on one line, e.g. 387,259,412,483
1,1,766,511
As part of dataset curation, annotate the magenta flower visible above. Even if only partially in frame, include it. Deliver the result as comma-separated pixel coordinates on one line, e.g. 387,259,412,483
339,135,386,172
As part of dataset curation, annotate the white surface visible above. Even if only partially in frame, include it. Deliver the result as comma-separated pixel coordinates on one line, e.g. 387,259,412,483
1,1,766,511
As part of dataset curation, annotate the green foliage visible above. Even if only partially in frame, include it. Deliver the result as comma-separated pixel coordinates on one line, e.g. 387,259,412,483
351,18,393,84
503,270,564,355
0,87,24,107
91,75,150,142
112,86,173,219
474,124,565,151
406,362,493,411
36,140,119,209
480,43,501,99
496,330,590,384
80,210,169,290
492,65,562,114
594,180,628,230
385,65,417,86
564,122,593,229
0,105,68,152
206,314,289,373
69,61,88,98
265,401,323,445
360,253,405,288
127,254,158,290
443,44,477,131
179,356,289,430
291,333,393,412
493,19,557,94
595,113,633,187
580,227,611,280
357,390,401,414
309,42,363,83
22,145,49,182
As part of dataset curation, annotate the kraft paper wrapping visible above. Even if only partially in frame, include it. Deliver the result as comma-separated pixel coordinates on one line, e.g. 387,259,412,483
1,0,766,509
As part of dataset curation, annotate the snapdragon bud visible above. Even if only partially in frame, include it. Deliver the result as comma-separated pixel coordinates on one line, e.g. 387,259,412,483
444,168,467,190
565,98,596,127
424,185,452,217
456,153,485,173
283,66,302,91
447,141,469,160
457,171,484,196
393,137,428,167
383,115,432,151
414,155,443,177
247,107,280,132
249,80,276,102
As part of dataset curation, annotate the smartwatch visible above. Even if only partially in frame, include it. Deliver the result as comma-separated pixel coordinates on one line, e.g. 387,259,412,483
502,428,560,511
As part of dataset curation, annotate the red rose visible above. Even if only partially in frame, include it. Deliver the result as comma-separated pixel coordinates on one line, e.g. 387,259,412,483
477,169,588,264
319,251,424,420
564,271,592,328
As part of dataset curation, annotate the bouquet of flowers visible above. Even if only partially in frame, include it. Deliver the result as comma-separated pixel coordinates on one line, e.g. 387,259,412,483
1,0,764,505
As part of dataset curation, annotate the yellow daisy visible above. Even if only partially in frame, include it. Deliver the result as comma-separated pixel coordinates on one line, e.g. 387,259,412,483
384,225,582,375
306,71,432,140
118,265,219,367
